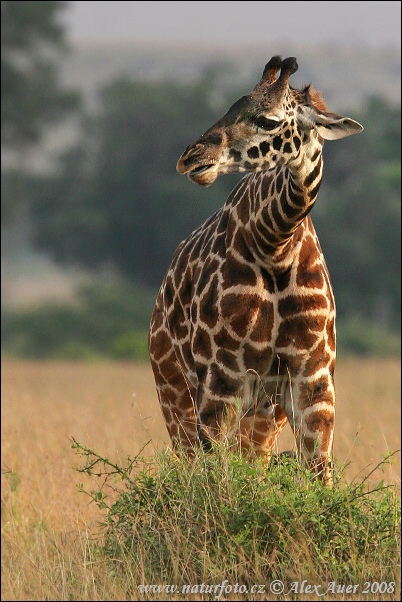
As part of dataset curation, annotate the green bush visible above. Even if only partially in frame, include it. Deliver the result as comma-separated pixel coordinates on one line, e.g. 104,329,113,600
57,341,101,360
72,439,401,600
111,331,149,361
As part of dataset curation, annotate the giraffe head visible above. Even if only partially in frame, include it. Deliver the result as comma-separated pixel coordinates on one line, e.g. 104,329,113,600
177,55,363,186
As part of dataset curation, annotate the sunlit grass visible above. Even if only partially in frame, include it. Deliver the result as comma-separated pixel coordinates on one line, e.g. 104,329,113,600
1,358,400,600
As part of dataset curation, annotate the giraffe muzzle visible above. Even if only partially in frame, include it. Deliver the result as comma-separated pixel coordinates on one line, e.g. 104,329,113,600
176,140,220,186
176,155,218,186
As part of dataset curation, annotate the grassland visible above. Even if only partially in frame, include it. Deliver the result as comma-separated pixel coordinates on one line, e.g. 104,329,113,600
1,357,400,600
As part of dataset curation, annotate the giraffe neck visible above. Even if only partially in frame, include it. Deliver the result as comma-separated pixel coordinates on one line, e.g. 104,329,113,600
234,136,324,267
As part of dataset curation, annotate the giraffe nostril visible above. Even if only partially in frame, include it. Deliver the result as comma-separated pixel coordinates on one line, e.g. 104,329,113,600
177,143,202,166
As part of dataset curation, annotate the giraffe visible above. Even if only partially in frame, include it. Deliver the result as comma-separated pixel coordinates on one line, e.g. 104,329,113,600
148,56,363,484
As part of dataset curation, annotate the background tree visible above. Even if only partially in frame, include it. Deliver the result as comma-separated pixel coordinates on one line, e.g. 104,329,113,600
1,0,80,220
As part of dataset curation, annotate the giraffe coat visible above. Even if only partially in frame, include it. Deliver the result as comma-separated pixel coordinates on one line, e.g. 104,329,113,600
149,56,363,484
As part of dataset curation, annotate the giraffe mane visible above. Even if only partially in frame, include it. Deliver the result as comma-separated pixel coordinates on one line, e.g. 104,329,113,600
302,84,328,112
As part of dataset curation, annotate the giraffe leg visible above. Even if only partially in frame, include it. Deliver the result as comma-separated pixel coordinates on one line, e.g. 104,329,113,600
149,304,198,453
283,372,335,485
195,385,234,446
157,383,199,453
195,383,288,459
237,404,288,459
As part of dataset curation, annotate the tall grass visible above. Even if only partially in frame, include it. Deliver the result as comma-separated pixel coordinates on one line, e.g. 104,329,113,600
2,359,400,600
71,438,401,601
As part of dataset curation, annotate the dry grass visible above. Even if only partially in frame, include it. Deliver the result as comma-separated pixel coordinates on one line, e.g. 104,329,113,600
1,357,400,600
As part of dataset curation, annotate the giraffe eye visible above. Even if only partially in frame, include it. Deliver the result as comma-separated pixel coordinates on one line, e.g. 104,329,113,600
255,116,280,131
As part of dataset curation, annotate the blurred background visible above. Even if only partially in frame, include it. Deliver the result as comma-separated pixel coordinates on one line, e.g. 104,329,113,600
1,1,401,360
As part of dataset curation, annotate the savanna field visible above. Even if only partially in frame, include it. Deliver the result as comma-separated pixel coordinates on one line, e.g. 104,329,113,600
1,357,401,601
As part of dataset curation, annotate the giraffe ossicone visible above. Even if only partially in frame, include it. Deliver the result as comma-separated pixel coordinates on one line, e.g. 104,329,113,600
149,55,363,485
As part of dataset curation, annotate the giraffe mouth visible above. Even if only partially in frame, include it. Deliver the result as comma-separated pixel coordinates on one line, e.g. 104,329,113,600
188,163,217,186
190,164,215,176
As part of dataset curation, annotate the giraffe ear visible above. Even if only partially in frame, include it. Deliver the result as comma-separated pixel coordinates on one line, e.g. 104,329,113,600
298,107,363,140
314,112,364,140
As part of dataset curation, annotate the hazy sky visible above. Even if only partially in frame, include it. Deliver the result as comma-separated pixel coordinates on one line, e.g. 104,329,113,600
63,1,401,49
